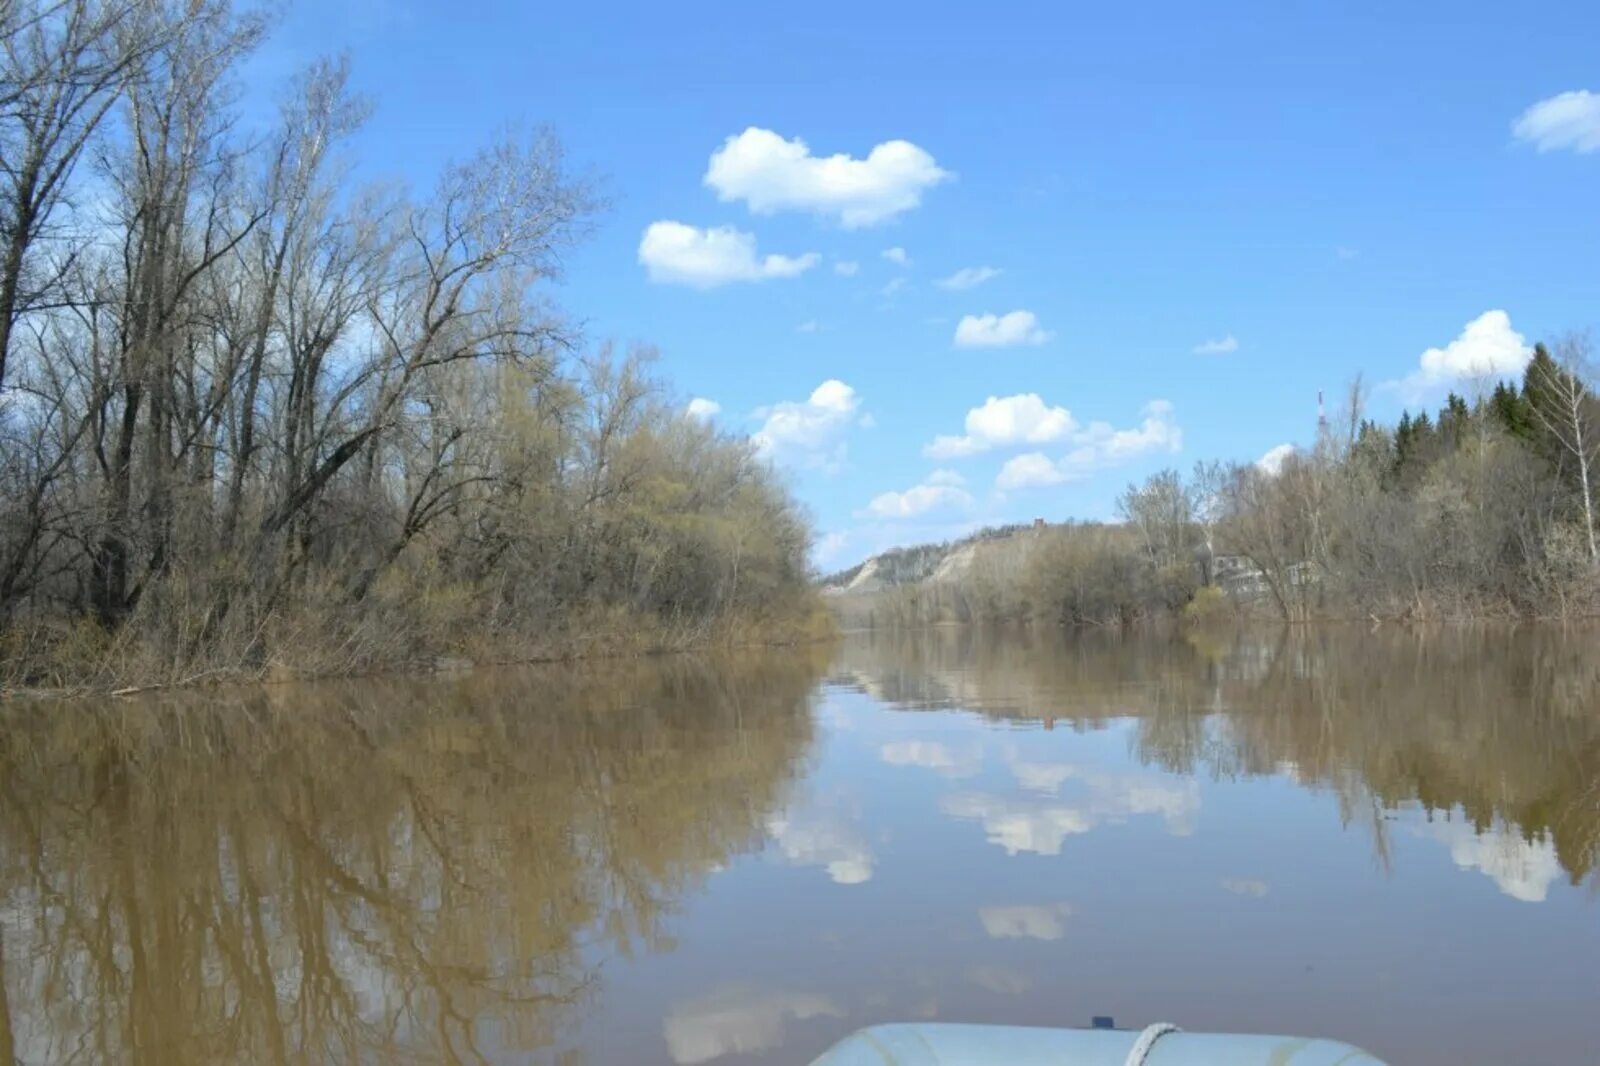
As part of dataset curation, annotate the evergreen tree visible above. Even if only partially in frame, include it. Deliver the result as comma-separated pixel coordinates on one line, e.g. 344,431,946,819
1522,343,1566,459
1437,393,1470,449
1392,411,1438,489
1352,419,1393,480
1524,337,1600,560
1393,411,1415,468
1488,381,1536,443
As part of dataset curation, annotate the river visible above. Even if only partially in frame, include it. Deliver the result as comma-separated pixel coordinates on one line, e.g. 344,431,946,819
0,627,1596,1064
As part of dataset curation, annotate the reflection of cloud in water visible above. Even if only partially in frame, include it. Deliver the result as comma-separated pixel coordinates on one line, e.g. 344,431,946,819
767,811,874,884
942,793,1093,856
663,986,843,1064
818,699,859,732
1221,878,1270,898
1109,779,1198,835
978,902,1072,940
1011,760,1075,793
1009,759,1200,836
967,964,1033,996
945,757,1202,854
879,740,981,778
1417,818,1563,903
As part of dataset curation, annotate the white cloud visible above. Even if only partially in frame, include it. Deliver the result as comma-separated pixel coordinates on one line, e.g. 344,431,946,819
1512,90,1600,154
865,478,975,519
833,259,860,277
753,380,863,471
812,530,850,569
1417,818,1564,903
882,246,910,266
978,903,1072,941
1055,400,1182,477
639,221,819,288
953,310,1051,349
1388,312,1536,398
1256,443,1296,475
704,127,950,228
1403,310,1531,389
1193,334,1238,355
664,987,843,1064
975,401,1182,486
880,277,909,298
996,452,1067,490
796,319,819,333
767,810,874,885
925,468,966,487
925,394,1077,459
1336,246,1360,261
936,266,1002,290
1221,878,1270,898
686,397,721,420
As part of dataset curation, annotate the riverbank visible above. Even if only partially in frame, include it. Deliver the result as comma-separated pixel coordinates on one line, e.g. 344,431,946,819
1,601,837,699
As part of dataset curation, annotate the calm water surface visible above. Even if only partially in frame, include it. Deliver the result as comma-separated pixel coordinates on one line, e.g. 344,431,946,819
1,628,1597,1064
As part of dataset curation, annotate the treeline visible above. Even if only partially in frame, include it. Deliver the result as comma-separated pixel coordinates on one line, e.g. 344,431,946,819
0,2,820,689
850,339,1600,627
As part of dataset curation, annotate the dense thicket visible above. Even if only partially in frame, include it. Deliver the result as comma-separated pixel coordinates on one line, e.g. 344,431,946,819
0,1,819,689
1212,345,1600,621
845,342,1600,627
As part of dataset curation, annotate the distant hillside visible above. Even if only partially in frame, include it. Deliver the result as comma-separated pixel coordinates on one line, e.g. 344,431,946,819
819,524,1034,595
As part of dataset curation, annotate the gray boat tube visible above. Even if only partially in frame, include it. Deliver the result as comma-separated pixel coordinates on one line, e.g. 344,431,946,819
808,1022,1385,1065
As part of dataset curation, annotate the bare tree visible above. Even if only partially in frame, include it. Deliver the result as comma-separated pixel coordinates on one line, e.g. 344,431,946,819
0,0,158,393
83,0,263,624
1527,333,1599,562
1117,468,1193,573
1221,459,1317,622
1189,459,1226,584
0,6,843,686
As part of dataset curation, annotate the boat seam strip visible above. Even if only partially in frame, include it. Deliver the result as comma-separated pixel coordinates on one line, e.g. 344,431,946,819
1123,1022,1182,1066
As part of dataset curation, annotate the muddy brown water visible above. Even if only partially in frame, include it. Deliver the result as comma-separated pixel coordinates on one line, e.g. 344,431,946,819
1,627,1596,1064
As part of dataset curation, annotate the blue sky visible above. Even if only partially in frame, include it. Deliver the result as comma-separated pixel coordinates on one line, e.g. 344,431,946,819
253,1,1599,570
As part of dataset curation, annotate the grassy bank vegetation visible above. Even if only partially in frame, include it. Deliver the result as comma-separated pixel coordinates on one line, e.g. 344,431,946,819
0,2,825,692
836,345,1600,628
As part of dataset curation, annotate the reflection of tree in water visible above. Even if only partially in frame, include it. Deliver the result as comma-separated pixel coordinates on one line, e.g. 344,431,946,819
0,650,825,1064
1194,628,1600,888
829,625,1207,720
835,626,1600,887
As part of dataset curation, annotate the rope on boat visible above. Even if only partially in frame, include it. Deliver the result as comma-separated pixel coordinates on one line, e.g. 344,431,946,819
1123,1022,1182,1066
